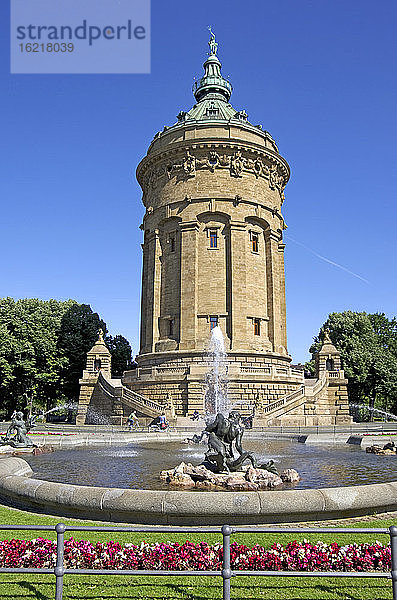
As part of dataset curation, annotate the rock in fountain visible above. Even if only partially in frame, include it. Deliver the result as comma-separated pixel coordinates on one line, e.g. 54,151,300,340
366,441,397,455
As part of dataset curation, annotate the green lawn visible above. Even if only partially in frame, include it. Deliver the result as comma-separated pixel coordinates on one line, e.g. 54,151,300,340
0,503,395,599
0,574,392,600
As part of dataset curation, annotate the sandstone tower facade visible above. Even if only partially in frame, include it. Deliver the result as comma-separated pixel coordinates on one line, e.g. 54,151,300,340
123,33,306,417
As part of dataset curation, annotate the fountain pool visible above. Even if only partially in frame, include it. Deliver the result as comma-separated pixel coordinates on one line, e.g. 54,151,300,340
23,437,397,491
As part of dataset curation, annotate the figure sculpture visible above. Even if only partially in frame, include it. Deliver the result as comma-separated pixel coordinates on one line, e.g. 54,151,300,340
183,150,195,176
204,411,277,474
1,411,36,448
208,26,218,55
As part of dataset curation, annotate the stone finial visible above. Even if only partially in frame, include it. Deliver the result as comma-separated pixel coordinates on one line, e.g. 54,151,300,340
97,328,104,343
323,328,332,344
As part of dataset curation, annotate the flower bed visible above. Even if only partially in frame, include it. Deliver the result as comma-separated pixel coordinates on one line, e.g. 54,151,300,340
0,538,391,571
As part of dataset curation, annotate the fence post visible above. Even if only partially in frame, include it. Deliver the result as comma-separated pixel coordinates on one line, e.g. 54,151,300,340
55,523,66,600
222,524,232,600
390,526,397,600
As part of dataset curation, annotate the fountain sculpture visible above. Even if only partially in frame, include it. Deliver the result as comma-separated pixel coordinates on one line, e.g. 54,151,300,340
1,411,37,448
204,410,277,473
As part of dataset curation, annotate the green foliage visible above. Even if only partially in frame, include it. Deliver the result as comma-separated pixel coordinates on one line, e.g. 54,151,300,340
105,334,132,377
0,298,74,417
308,311,397,414
0,298,132,419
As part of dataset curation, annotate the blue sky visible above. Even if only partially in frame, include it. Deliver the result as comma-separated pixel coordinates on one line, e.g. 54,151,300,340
1,0,396,363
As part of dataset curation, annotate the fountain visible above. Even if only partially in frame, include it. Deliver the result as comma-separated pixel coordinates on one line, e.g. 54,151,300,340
0,411,37,448
160,327,300,489
1,328,396,523
204,325,229,417
350,403,397,422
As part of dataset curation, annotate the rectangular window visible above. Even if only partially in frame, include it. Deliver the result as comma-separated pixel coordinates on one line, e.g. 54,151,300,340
169,235,175,252
254,318,261,336
210,316,218,330
206,108,219,118
251,233,259,253
209,230,218,249
169,319,174,337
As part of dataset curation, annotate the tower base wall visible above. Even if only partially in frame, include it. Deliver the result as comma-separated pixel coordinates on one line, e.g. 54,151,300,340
122,350,304,417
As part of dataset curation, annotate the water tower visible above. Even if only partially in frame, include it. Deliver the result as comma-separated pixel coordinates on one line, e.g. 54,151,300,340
123,31,307,419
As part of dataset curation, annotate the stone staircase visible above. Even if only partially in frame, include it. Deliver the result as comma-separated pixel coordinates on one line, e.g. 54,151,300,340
256,376,327,425
97,372,163,418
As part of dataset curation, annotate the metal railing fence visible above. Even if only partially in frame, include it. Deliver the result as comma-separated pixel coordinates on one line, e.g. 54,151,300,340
0,523,396,600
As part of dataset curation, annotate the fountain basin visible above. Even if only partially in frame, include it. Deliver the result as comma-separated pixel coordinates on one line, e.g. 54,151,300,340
1,455,397,524
21,435,397,490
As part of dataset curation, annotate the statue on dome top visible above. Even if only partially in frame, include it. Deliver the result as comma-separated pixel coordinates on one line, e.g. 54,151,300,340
208,26,218,56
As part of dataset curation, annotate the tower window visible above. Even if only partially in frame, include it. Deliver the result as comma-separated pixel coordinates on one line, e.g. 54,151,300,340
251,233,259,253
169,234,175,252
209,229,218,248
210,316,218,330
326,358,334,371
169,319,174,337
254,318,261,336
206,107,220,118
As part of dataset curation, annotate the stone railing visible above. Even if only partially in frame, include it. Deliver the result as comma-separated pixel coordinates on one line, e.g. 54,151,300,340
120,386,163,415
262,385,305,415
240,366,304,380
327,369,345,379
305,375,327,397
98,372,162,417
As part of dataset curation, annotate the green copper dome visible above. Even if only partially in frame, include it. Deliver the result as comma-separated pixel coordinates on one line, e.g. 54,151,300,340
192,28,232,103
147,28,279,154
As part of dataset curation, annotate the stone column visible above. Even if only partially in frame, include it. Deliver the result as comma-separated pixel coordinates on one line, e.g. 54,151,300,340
179,221,199,350
76,376,96,425
229,221,248,350
139,241,148,354
265,229,285,353
278,241,288,352
142,229,161,354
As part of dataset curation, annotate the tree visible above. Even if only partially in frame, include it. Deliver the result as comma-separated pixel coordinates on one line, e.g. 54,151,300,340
307,311,397,416
0,297,135,418
0,297,74,418
105,334,133,377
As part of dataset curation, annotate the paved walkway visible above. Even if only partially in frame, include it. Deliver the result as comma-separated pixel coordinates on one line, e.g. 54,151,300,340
278,510,397,528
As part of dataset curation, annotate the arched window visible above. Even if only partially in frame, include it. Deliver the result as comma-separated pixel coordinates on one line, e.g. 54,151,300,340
94,358,101,372
326,358,334,371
